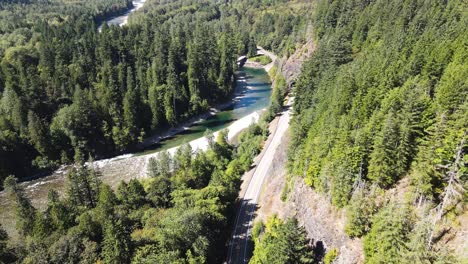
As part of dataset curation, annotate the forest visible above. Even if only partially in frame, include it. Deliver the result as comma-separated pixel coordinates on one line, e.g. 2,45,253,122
289,0,467,262
3,0,465,262
0,0,310,184
1,123,270,262
0,0,312,262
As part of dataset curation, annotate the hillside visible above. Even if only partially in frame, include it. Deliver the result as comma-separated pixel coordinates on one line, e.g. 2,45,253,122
261,0,467,263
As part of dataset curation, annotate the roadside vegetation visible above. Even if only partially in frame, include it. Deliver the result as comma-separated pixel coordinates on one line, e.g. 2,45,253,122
250,216,315,263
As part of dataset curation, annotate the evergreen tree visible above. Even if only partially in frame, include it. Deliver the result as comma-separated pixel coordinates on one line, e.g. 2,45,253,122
27,110,49,156
123,85,139,140
4,175,36,237
101,219,131,264
363,202,411,264
46,189,74,233
148,151,172,178
367,112,401,187
96,184,118,221
117,179,146,209
66,163,101,209
217,34,234,97
345,185,379,238
251,216,314,264
247,36,257,58
0,224,15,262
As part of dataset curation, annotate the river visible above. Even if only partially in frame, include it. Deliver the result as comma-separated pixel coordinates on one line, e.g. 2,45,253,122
139,67,272,155
98,0,146,31
0,66,272,240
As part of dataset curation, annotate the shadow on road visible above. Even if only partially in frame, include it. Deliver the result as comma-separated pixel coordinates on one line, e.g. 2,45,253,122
226,198,259,264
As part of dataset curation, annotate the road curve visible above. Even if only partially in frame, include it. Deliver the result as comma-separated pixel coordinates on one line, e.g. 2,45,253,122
227,98,293,264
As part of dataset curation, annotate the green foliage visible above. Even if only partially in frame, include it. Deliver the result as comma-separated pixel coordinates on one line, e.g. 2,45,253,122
344,185,380,237
2,0,307,181
102,219,131,263
247,37,257,58
0,224,15,262
66,163,101,209
363,202,411,264
3,100,269,262
117,179,146,210
250,55,272,65
290,0,467,205
4,175,36,237
148,151,172,179
0,0,309,184
267,73,287,120
324,248,338,264
146,175,172,208
288,2,467,263
250,216,314,264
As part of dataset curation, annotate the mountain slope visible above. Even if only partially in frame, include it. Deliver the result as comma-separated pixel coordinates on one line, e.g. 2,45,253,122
285,0,467,262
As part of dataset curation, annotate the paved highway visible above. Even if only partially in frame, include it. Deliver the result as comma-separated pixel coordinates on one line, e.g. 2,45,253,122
227,98,292,263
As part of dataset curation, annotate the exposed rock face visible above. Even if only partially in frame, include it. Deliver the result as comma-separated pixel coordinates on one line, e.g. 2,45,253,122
284,39,316,88
275,37,316,89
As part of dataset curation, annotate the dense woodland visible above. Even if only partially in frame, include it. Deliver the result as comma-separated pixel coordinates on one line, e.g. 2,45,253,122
289,0,467,262
2,0,466,262
1,124,269,262
0,0,310,263
0,0,132,53
0,0,309,184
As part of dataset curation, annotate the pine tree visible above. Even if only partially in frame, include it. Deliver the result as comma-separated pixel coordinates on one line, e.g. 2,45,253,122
27,110,49,156
187,42,203,113
66,163,101,209
96,184,118,221
101,219,131,264
363,202,411,264
148,84,164,130
367,112,400,187
283,218,314,263
46,189,73,233
217,34,234,97
345,185,379,237
123,85,139,139
0,224,14,262
4,175,37,237
251,216,314,264
148,151,172,178
117,179,146,209
247,36,257,58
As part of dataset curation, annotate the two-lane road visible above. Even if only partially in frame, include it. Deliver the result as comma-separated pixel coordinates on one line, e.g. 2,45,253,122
227,98,292,263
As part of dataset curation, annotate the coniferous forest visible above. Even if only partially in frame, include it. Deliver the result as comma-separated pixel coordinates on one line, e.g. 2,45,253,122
0,0,308,183
288,0,467,263
0,0,466,263
0,0,311,262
